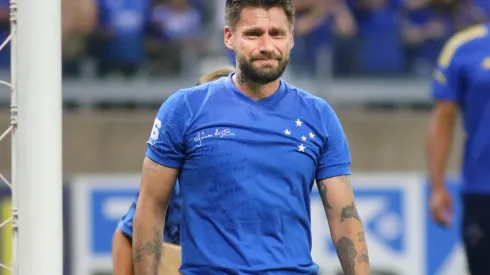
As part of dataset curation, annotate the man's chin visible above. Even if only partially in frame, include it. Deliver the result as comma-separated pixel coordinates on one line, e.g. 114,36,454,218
249,72,282,84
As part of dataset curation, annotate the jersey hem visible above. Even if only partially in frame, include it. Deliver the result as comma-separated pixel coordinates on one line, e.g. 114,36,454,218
145,146,183,169
315,163,351,181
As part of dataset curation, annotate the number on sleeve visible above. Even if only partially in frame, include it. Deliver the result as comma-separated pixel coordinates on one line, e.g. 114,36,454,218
150,118,162,140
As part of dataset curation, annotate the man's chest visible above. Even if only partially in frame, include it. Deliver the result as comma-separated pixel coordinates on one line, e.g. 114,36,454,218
182,112,324,177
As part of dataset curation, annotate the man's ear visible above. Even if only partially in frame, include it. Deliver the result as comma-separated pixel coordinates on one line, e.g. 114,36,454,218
224,26,234,50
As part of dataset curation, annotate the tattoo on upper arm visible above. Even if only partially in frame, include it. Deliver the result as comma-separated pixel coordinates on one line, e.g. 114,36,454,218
335,237,357,275
318,175,352,211
318,181,333,210
132,230,163,273
340,202,361,223
143,160,165,175
337,175,352,188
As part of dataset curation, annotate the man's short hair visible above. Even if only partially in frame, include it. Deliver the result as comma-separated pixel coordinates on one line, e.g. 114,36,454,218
225,0,295,30
196,66,235,85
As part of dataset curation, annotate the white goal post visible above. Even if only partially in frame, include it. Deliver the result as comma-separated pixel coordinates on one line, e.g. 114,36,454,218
0,0,63,274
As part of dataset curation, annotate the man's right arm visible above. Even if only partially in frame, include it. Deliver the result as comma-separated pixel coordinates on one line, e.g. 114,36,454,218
132,157,178,275
427,101,458,191
132,91,189,275
427,27,470,192
427,27,474,226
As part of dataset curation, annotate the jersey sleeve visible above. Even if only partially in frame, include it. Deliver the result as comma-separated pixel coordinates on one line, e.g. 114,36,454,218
146,91,189,168
315,103,352,181
431,25,488,102
117,198,137,238
431,44,464,103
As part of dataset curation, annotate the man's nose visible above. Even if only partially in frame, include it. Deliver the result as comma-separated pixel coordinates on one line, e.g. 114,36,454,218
257,34,275,53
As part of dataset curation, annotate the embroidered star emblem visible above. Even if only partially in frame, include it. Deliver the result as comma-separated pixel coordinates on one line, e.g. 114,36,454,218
295,119,303,127
298,144,305,152
301,135,307,141
284,129,291,135
309,132,315,139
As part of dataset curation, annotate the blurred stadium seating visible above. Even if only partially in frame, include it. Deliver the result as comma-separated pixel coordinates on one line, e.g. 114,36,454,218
0,0,487,274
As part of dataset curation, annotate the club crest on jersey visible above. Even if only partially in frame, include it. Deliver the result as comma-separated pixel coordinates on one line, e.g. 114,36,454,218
193,128,235,147
283,118,315,152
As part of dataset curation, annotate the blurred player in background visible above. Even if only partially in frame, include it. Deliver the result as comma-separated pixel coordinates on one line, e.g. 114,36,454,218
428,23,490,275
111,66,235,275
132,0,370,274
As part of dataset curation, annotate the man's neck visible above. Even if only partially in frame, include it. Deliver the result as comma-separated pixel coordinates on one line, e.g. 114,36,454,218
233,73,281,101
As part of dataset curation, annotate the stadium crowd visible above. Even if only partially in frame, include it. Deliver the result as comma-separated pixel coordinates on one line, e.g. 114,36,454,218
0,0,487,79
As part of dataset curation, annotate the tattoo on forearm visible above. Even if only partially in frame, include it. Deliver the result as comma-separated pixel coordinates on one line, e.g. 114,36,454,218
132,230,163,274
335,237,357,275
340,202,361,223
318,181,333,210
358,248,369,264
357,231,365,242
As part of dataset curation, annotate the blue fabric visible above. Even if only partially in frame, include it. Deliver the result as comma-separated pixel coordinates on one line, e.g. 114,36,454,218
117,181,182,244
145,74,351,274
431,23,490,194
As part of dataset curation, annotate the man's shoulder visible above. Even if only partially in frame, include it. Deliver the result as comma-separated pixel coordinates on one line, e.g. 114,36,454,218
438,24,490,67
161,79,225,114
183,78,225,99
284,81,332,111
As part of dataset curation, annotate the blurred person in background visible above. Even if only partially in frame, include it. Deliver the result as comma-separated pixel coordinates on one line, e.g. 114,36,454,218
90,0,150,78
132,0,370,274
431,0,488,32
427,22,490,275
352,0,406,75
398,0,452,75
0,0,10,72
61,0,96,77
111,65,235,275
146,0,204,76
291,0,357,76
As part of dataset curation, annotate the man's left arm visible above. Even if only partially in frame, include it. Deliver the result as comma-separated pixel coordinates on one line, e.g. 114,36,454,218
316,176,369,275
316,103,370,275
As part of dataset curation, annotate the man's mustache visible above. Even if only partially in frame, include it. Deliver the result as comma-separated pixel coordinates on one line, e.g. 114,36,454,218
250,53,281,61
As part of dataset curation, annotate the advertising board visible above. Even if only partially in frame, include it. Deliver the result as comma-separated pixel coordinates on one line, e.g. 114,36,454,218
70,173,466,275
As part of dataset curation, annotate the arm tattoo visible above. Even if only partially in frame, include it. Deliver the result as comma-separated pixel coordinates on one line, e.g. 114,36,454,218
357,231,365,242
357,248,369,264
143,161,163,175
340,202,361,223
318,176,352,211
318,181,333,210
335,237,357,275
337,175,352,188
133,230,163,273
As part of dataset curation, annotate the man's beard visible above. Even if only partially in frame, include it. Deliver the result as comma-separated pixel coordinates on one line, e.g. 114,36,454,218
236,53,289,85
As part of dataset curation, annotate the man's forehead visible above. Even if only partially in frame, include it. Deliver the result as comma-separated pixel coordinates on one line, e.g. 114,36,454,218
236,7,290,30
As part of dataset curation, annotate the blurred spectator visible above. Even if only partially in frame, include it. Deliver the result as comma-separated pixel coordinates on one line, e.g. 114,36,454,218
62,0,97,77
399,0,452,75
291,0,357,76
146,0,203,76
39,0,490,80
432,0,488,32
354,0,406,76
91,0,151,78
474,0,490,15
329,0,359,77
0,0,9,70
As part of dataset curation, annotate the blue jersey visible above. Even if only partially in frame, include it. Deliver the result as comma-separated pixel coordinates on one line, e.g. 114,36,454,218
117,181,182,244
146,74,351,274
432,24,490,194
